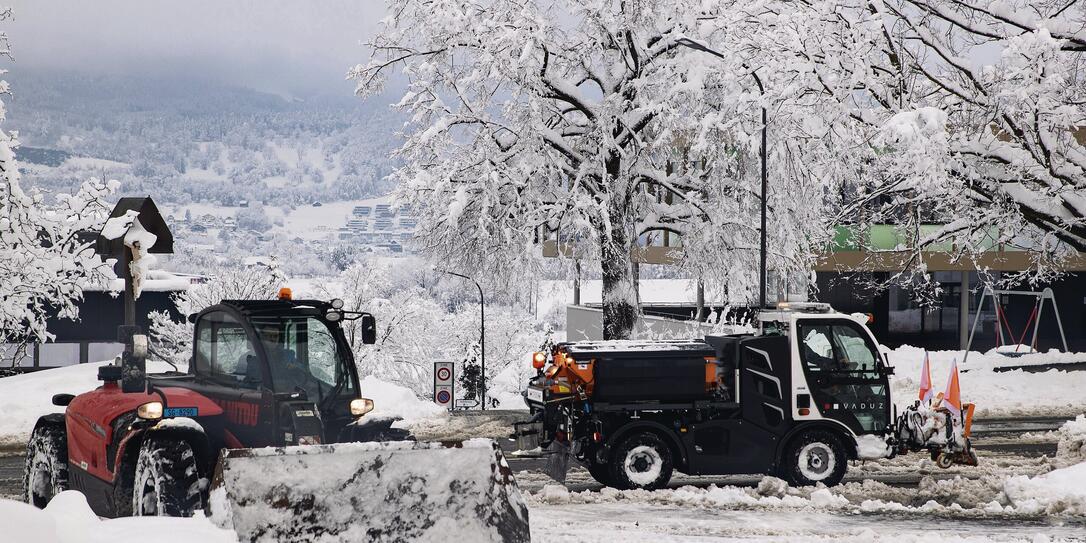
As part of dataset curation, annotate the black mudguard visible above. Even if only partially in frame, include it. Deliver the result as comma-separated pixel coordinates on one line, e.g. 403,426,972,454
542,441,572,483
340,416,414,442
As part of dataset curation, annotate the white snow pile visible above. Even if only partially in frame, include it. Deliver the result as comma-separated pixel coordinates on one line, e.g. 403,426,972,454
359,375,444,423
531,477,849,512
886,345,1086,417
1003,461,1086,516
211,438,529,542
855,434,892,460
1,491,236,543
998,416,1086,516
1055,414,1086,465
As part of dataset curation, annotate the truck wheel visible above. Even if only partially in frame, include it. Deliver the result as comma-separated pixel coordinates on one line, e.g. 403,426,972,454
132,436,202,517
780,430,847,487
609,432,673,491
24,423,68,508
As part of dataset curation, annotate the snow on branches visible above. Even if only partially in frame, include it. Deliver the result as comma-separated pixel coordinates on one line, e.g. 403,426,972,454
818,0,1086,287
147,262,285,367
352,0,832,337
0,8,115,357
354,0,1084,321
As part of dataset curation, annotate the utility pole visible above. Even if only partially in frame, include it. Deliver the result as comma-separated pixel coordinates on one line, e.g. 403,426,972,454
439,270,486,410
675,37,769,309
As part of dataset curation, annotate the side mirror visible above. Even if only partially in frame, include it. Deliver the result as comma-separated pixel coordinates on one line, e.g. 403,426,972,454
187,313,198,324
880,348,895,375
361,314,377,345
52,393,75,407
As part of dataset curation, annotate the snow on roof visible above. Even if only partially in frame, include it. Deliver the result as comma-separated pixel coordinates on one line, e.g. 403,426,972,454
539,279,735,315
84,269,192,293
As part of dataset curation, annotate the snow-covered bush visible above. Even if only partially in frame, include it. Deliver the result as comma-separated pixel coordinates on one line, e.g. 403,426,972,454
148,262,285,366
316,258,545,399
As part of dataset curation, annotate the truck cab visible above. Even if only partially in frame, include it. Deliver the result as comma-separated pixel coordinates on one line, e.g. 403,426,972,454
522,302,896,490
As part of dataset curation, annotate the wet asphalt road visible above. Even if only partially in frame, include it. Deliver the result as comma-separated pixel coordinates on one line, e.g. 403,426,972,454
0,416,1066,500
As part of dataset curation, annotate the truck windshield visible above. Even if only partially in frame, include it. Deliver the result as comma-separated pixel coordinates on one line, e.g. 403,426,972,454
250,316,354,400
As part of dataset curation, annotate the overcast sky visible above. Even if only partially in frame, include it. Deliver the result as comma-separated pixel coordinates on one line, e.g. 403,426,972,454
5,0,388,98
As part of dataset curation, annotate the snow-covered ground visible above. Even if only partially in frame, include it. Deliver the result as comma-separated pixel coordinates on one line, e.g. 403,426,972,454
3,348,1086,541
886,346,1086,418
3,491,235,543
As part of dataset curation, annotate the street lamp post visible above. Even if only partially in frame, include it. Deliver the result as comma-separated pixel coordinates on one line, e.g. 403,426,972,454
439,270,486,410
675,38,769,309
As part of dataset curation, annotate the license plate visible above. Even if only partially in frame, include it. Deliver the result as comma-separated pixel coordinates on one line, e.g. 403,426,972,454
525,387,544,403
164,407,198,418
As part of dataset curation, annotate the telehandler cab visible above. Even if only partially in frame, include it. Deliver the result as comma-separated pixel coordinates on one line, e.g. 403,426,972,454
25,296,392,516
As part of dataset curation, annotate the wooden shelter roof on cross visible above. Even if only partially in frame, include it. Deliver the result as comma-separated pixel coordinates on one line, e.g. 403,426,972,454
95,197,174,257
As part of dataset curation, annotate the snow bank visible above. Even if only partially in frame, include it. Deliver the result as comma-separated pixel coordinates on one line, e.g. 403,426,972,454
0,361,171,448
530,478,849,512
359,375,444,423
1056,414,1086,466
887,345,1086,417
0,491,236,543
1003,462,1086,516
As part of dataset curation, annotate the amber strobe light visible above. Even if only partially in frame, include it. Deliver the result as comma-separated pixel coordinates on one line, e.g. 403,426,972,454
532,352,546,369
278,287,293,300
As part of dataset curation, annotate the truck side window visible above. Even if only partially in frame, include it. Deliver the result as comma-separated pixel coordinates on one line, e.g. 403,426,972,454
800,325,836,371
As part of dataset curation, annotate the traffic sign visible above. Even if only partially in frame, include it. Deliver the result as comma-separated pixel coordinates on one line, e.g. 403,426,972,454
455,399,479,409
434,361,455,408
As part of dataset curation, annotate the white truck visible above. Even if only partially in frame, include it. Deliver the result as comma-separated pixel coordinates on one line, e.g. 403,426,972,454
520,302,976,489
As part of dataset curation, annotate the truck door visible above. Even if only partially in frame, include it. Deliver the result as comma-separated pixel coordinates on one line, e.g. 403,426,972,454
795,319,891,435
189,310,273,447
738,335,791,432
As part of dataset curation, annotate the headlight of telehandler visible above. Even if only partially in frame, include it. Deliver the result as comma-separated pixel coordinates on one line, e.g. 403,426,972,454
137,401,163,420
350,398,374,417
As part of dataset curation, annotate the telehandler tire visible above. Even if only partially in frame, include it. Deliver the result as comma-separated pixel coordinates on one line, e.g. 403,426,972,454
780,430,847,487
132,435,203,517
609,432,673,490
24,423,68,508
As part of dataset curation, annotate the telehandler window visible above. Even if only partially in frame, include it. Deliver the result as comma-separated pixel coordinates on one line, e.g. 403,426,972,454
250,316,353,400
195,311,262,388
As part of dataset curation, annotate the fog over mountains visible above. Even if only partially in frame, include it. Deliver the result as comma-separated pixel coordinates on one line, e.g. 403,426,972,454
8,69,403,207
4,0,400,208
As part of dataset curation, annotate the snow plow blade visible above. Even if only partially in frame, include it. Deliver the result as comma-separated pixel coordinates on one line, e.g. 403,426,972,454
209,439,530,543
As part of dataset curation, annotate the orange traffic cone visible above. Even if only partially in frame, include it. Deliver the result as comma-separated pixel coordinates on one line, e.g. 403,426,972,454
941,359,962,417
919,351,934,403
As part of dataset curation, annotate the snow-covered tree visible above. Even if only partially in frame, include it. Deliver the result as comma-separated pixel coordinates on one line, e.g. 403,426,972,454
317,258,544,398
351,0,833,338
0,8,115,360
768,0,1086,289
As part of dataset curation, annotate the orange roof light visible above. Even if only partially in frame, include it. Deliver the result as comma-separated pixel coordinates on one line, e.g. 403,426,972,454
278,287,293,300
532,352,546,369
